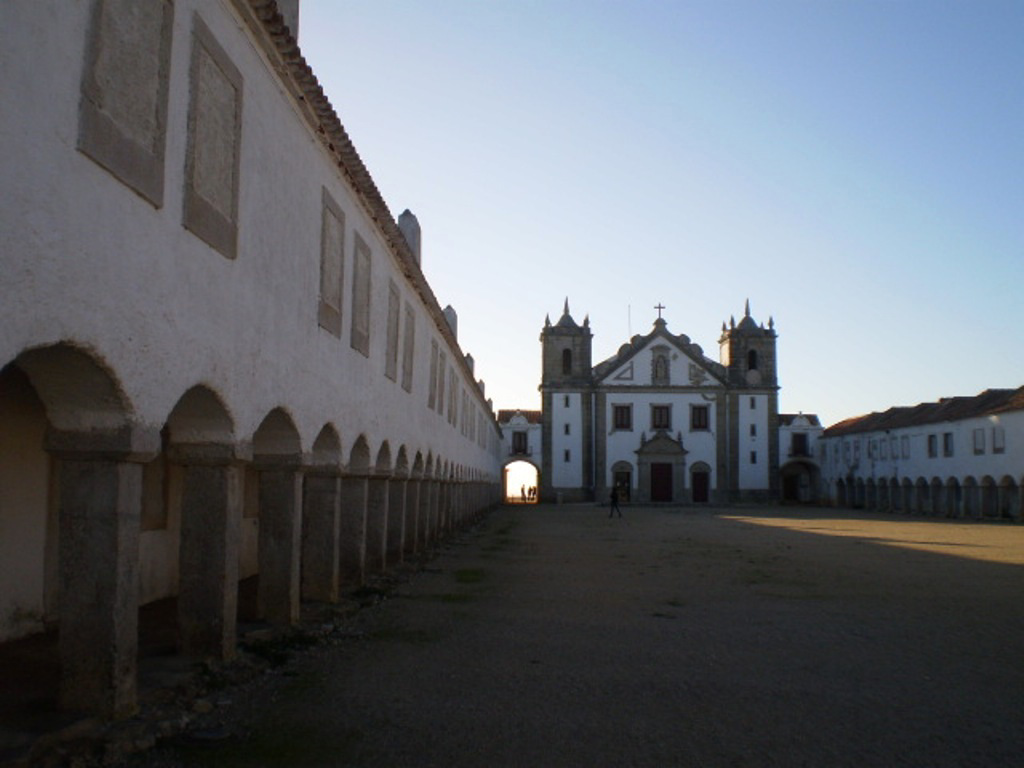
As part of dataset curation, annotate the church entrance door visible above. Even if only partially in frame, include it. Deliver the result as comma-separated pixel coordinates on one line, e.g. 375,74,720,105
692,471,709,503
651,463,673,501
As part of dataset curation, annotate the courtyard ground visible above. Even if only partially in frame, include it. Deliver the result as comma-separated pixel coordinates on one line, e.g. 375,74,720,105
132,503,1024,767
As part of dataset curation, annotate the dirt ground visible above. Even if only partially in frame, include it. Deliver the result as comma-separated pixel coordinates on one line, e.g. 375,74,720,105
131,504,1024,767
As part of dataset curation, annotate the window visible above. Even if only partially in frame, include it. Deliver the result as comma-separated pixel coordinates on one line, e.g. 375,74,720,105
942,432,953,457
791,433,809,457
613,405,632,430
401,303,415,392
901,436,909,459
564,449,571,462
447,368,457,425
317,188,345,337
512,432,528,454
652,352,669,384
350,234,371,356
749,423,757,437
564,423,570,435
747,349,759,371
868,439,876,459
691,405,709,431
651,405,671,430
973,428,985,455
384,280,400,381
78,0,174,207
749,397,756,410
927,434,937,458
436,352,446,414
427,341,438,409
993,426,1005,454
183,14,243,258
562,349,572,375
750,451,757,464
564,395,570,408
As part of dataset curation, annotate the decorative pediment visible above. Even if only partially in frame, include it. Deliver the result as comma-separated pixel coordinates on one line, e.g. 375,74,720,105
635,430,688,456
595,329,725,388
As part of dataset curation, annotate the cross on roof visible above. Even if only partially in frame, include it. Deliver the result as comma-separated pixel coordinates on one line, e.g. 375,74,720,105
654,303,666,319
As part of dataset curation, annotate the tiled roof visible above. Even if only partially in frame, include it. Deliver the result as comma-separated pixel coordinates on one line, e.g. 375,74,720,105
497,409,543,425
823,387,1024,437
780,413,822,427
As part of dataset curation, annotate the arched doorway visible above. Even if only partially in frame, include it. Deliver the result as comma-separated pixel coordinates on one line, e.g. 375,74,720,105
611,461,634,502
690,462,711,503
635,432,687,503
503,459,539,503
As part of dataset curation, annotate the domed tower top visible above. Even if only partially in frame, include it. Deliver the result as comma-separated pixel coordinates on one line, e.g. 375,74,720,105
541,298,592,387
718,299,777,387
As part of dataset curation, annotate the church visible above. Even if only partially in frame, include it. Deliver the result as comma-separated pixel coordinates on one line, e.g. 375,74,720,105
539,300,781,504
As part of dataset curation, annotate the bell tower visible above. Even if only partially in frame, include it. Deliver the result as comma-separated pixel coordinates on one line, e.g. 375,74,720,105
539,299,593,502
718,300,780,502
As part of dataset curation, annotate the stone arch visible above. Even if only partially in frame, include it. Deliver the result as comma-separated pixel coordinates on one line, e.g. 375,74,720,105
412,451,424,479
252,407,302,459
166,385,235,446
914,477,930,515
929,477,944,517
865,478,877,510
251,408,303,626
161,385,239,659
348,435,372,475
980,475,998,518
12,342,133,431
836,478,848,507
375,441,393,475
854,478,866,509
2,343,144,716
962,476,979,519
394,446,410,479
877,478,889,511
945,477,961,518
310,424,342,467
998,475,1019,520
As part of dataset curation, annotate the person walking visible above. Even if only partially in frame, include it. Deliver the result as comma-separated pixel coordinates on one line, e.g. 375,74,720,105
609,486,622,518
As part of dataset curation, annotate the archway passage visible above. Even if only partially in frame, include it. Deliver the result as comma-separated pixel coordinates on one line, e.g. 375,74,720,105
504,460,539,503
780,461,820,504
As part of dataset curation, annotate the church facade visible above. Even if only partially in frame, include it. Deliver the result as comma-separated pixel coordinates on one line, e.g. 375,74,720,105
539,301,782,504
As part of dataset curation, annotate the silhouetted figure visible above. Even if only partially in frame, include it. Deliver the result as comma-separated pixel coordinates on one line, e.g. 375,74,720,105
609,487,621,518
521,485,527,502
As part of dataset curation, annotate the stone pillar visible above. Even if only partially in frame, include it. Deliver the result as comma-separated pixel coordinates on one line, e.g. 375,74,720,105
48,428,156,719
339,473,368,585
387,477,407,565
404,479,421,556
256,463,303,624
172,445,241,660
301,469,341,603
365,475,389,573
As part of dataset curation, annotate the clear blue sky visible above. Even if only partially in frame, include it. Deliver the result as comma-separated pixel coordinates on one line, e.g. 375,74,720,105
298,0,1023,427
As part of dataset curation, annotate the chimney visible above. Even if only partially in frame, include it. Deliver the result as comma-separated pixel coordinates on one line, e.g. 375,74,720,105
465,354,474,375
398,209,421,266
443,305,458,339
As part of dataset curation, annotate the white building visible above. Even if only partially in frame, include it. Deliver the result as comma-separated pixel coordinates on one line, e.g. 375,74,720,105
1,0,501,719
538,301,784,504
779,413,824,503
818,388,1023,518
